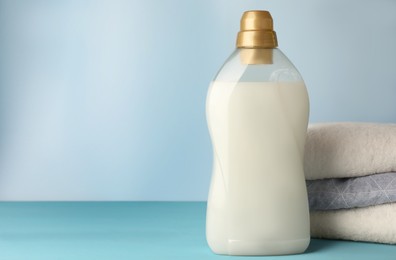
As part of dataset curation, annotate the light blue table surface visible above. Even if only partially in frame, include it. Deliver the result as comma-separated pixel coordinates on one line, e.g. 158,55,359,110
0,202,395,260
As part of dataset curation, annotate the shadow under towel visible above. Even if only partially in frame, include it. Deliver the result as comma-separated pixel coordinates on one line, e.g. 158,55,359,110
310,203,396,244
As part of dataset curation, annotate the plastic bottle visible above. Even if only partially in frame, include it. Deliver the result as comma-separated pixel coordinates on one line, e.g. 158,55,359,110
206,10,310,255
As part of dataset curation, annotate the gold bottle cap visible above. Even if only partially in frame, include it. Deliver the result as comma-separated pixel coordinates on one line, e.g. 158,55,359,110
236,10,278,48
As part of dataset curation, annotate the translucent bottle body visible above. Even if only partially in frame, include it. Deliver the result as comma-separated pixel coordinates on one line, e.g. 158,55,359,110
206,48,310,255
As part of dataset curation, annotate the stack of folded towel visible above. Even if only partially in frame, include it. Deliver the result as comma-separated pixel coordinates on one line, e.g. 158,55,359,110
304,122,396,244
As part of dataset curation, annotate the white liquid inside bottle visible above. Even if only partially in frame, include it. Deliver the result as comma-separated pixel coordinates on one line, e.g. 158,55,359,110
206,81,310,255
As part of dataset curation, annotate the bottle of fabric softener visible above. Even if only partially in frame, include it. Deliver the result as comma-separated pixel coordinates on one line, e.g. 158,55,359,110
206,10,310,256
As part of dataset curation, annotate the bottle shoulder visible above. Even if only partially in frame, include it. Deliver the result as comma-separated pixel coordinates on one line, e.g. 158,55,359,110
213,48,303,83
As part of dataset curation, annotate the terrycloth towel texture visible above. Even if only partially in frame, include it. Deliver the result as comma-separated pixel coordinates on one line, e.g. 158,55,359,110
307,172,396,210
304,123,396,180
310,203,396,244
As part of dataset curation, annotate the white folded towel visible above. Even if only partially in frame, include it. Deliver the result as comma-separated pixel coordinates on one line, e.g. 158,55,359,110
304,122,396,180
310,203,396,244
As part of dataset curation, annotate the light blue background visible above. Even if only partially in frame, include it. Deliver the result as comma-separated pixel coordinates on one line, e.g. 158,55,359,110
0,0,395,201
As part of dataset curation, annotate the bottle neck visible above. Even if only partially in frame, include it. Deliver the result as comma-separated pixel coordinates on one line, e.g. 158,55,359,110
239,48,275,65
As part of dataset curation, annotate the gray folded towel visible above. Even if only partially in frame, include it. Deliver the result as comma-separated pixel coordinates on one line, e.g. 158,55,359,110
307,172,396,210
